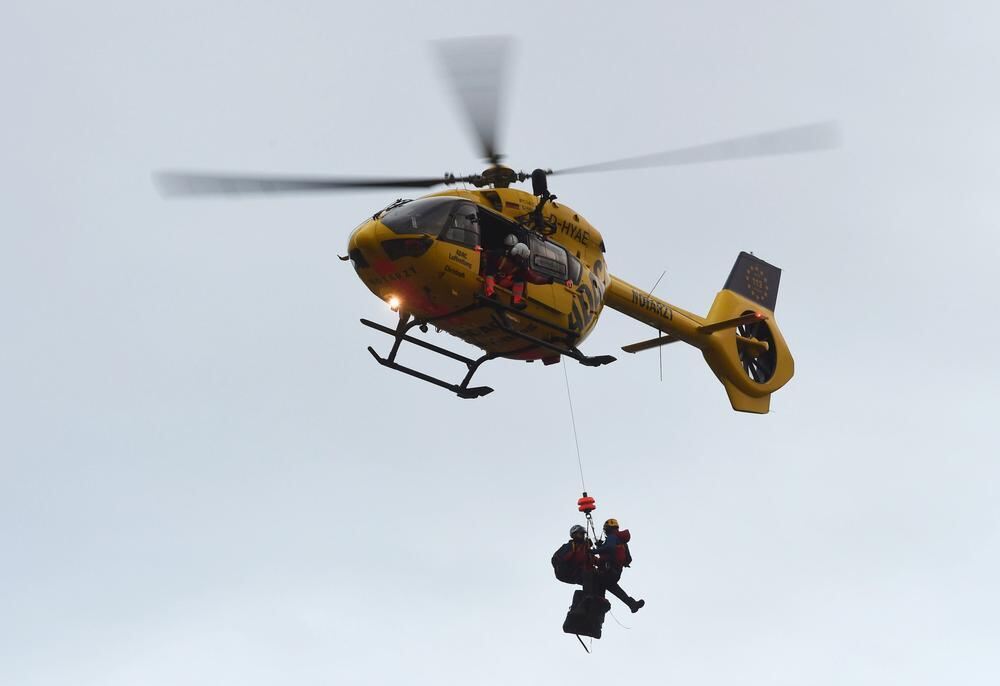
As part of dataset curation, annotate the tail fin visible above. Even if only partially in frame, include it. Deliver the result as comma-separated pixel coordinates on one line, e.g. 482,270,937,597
723,251,781,312
701,252,793,413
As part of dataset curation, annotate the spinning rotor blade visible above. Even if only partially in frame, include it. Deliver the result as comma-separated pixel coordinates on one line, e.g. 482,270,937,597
155,171,457,197
552,121,841,176
434,35,512,165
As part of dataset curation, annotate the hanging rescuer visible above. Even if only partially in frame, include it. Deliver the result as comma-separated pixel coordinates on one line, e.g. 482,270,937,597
592,518,645,614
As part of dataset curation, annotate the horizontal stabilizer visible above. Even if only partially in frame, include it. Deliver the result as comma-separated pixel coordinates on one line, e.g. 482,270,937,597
697,311,766,335
622,333,680,354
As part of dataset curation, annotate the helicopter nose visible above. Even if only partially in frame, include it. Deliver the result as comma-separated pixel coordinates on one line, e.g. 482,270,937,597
347,220,381,268
352,219,436,268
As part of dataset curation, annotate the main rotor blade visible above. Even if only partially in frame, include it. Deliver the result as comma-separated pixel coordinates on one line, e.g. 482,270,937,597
433,35,512,165
552,121,841,176
155,172,455,197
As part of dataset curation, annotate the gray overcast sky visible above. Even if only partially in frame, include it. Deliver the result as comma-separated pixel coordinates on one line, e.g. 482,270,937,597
2,1,998,684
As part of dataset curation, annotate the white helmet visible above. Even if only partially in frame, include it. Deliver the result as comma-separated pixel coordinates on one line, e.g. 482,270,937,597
503,234,518,248
510,242,530,260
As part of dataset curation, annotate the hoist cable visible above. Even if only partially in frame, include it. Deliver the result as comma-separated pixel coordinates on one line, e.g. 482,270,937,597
562,358,586,493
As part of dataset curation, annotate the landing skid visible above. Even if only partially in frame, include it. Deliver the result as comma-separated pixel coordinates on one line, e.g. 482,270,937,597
361,315,499,398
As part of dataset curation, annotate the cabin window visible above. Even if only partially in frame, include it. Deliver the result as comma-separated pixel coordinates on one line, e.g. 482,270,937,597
567,254,582,284
528,235,569,282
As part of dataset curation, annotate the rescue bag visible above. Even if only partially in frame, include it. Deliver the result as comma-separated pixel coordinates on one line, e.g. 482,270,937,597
562,589,611,640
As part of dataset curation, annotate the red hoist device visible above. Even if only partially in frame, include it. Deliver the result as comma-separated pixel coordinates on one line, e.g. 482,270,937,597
577,492,598,541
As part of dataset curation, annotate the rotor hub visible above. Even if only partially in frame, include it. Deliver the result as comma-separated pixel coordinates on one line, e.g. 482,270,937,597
479,165,519,188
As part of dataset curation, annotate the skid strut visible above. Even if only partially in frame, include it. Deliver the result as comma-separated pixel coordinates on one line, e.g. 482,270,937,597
361,313,498,399
475,295,617,368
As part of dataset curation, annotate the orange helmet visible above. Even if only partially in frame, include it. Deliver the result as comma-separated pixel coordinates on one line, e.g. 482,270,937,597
603,518,619,530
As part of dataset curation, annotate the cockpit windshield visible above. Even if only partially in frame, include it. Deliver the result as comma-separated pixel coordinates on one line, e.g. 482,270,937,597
379,197,469,236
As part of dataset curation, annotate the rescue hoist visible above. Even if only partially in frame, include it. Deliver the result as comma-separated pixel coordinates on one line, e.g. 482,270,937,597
577,492,598,543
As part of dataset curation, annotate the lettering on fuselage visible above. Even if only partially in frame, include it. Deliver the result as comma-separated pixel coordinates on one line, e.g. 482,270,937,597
568,259,607,333
631,289,673,321
442,265,466,279
546,213,590,246
448,249,473,270
366,265,417,287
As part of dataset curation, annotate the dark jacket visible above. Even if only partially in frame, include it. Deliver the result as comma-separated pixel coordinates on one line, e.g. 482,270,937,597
592,529,632,570
551,539,593,583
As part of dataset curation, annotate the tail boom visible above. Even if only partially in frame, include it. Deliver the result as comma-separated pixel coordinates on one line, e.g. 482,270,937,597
605,275,707,343
606,253,794,413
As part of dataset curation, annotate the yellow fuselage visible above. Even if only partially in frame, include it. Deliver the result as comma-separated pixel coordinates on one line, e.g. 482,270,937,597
347,187,608,360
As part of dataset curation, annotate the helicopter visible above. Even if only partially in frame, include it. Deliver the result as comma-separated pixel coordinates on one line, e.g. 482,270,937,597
158,37,838,414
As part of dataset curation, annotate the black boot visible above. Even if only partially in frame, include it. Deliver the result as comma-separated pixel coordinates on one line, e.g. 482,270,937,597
629,599,645,613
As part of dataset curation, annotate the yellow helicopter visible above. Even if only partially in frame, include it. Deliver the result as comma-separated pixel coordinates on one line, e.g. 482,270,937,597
158,37,838,413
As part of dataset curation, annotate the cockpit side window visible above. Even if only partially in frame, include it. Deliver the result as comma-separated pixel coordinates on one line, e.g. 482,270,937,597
438,202,480,249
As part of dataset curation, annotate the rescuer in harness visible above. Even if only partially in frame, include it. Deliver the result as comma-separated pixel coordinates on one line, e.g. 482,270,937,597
483,233,531,309
593,518,645,613
551,524,596,591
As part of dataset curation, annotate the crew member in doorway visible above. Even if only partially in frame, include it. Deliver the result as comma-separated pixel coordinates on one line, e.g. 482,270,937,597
481,234,508,300
485,234,531,309
593,518,645,613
